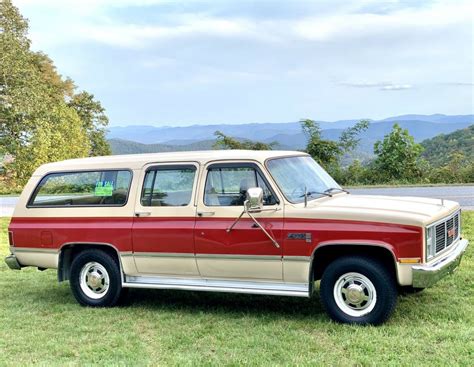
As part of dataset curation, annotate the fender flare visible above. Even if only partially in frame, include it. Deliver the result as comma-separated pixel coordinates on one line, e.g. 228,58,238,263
57,242,126,283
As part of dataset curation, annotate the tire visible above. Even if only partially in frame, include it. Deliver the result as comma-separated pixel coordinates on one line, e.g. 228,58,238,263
400,286,425,295
70,249,124,307
320,256,397,325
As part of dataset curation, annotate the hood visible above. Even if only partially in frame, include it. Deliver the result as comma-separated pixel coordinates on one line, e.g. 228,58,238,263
288,193,460,227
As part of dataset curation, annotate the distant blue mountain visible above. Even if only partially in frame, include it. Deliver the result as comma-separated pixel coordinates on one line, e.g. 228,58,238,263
107,114,474,155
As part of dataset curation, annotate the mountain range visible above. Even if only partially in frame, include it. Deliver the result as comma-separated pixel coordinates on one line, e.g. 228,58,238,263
107,114,474,158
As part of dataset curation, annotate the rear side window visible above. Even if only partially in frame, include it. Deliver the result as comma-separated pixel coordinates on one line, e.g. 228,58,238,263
141,166,196,207
29,170,132,207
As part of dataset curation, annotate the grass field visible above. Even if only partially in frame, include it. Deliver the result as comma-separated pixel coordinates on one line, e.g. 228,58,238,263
0,213,473,366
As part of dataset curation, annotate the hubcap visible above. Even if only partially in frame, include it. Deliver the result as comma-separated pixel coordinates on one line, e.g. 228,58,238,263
333,272,377,317
79,262,110,299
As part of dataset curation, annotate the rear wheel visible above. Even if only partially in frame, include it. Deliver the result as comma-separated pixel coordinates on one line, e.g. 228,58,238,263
70,249,123,307
320,256,397,325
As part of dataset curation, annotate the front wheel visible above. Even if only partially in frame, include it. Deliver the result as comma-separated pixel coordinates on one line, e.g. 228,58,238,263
320,256,397,325
70,249,124,307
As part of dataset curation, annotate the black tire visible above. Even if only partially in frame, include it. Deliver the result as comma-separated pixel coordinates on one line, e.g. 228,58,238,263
400,286,425,295
320,256,397,325
70,249,123,307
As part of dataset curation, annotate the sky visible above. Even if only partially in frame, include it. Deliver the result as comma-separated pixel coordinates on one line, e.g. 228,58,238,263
15,0,474,127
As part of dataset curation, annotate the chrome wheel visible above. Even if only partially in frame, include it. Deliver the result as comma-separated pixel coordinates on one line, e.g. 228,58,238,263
79,261,110,299
333,272,377,317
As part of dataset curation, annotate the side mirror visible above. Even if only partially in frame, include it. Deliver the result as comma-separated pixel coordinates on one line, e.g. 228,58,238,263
245,187,264,212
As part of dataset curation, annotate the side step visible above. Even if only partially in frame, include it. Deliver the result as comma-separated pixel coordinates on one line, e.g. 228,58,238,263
123,276,310,298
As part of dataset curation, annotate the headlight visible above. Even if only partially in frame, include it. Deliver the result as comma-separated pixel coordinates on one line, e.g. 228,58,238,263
426,226,435,260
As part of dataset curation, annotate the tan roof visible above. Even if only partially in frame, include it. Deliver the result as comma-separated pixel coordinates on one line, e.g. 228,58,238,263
33,150,307,175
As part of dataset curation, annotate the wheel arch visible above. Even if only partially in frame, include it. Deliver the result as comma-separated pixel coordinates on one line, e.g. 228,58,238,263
58,242,124,282
309,242,399,288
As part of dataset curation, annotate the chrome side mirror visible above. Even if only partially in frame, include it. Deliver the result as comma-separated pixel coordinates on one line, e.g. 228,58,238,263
245,187,264,212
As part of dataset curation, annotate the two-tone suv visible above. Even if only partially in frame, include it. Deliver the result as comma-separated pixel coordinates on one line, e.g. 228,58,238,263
5,150,469,325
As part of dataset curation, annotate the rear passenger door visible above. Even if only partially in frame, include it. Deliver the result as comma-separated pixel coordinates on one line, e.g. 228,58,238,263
132,163,199,276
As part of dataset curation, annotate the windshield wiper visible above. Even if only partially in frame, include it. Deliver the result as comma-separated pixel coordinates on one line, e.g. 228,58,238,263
299,191,332,198
324,187,350,194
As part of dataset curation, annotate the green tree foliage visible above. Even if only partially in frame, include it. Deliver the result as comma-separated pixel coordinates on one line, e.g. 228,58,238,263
301,119,369,167
421,125,473,167
0,0,109,186
68,91,111,156
373,123,423,181
213,131,276,150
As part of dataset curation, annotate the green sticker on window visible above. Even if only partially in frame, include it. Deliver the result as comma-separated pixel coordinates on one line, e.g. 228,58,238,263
95,181,114,196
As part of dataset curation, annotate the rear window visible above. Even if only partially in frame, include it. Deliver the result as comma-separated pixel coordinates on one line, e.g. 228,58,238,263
29,170,132,207
141,166,196,207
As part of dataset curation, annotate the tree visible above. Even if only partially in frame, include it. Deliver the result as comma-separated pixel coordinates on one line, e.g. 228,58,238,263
68,91,111,156
213,131,276,150
0,0,110,186
301,119,369,167
373,123,423,180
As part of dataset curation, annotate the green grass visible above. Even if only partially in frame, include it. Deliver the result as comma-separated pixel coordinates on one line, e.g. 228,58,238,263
1,214,473,366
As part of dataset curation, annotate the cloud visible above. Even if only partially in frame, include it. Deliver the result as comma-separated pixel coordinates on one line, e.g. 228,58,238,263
18,0,473,49
440,82,474,87
340,81,413,91
79,16,264,48
292,1,473,42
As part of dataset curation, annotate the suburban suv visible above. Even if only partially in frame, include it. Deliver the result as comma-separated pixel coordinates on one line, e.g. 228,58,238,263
5,150,469,325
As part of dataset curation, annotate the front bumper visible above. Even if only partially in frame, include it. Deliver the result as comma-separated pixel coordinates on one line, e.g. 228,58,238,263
5,254,21,270
412,238,469,288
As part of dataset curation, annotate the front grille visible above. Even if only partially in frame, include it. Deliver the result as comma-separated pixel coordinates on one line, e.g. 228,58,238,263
433,211,461,256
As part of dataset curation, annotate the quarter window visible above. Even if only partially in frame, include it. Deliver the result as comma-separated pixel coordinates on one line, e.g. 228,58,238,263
30,170,132,206
141,166,196,207
204,166,277,206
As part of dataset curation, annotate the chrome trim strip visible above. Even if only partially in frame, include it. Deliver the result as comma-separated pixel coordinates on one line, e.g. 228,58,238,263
133,252,195,258
13,247,57,254
283,256,311,262
195,254,281,261
426,208,461,228
124,275,309,297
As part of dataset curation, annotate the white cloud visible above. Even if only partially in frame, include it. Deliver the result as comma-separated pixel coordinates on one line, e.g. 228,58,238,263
340,81,413,91
292,1,473,41
17,0,473,49
79,16,262,48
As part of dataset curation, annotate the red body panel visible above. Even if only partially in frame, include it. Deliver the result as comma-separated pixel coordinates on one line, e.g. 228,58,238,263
283,218,422,259
195,217,283,256
9,217,134,252
132,217,195,254
9,216,423,259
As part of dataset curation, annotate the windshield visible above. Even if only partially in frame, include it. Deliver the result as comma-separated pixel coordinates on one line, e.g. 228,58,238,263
266,156,341,203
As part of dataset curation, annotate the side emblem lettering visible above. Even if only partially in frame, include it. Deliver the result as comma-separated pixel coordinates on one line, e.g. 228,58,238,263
287,233,312,243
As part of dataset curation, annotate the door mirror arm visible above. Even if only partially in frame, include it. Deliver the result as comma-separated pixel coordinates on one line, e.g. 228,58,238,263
226,187,280,248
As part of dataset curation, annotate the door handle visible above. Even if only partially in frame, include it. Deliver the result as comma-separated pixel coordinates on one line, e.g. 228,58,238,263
197,211,215,217
135,211,151,217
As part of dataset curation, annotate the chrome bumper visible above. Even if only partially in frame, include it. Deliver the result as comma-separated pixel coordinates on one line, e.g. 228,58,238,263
5,254,22,270
412,238,469,288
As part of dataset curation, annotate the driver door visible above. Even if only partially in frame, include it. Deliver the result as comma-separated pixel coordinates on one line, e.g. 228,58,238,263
194,162,284,281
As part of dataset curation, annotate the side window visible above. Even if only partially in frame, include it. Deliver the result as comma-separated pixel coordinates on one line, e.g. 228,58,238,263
141,166,196,207
30,170,132,206
204,166,277,206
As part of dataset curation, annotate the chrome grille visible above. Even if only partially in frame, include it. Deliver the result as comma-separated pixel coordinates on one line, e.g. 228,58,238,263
432,211,461,256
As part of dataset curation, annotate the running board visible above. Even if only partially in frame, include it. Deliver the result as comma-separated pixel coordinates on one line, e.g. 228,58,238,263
123,276,310,298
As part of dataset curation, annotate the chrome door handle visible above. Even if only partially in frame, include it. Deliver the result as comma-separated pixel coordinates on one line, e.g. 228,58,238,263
197,211,215,217
135,211,151,217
